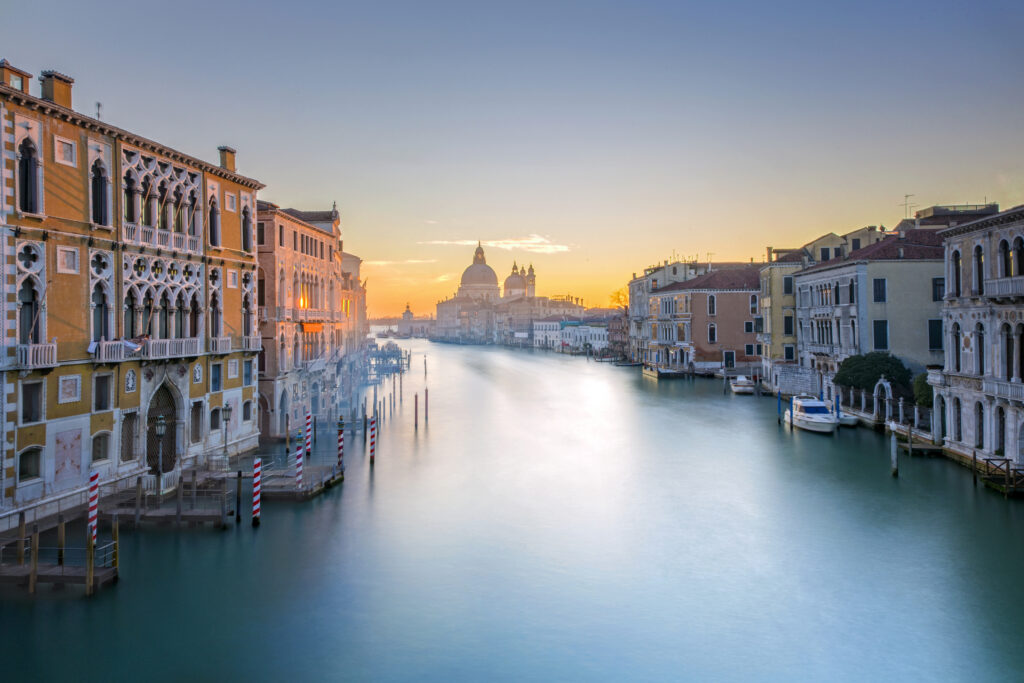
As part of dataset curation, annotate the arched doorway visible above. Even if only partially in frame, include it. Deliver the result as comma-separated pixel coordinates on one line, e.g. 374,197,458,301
278,390,289,436
147,384,177,473
311,382,320,418
259,394,271,439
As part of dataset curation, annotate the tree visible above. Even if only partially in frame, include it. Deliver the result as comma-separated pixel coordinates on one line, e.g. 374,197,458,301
609,287,628,308
833,352,912,393
913,373,933,407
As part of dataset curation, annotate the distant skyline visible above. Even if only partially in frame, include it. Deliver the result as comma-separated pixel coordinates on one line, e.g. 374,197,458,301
6,0,1023,314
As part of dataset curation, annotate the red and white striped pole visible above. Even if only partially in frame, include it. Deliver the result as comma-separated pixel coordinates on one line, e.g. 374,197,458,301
369,415,377,465
337,419,345,470
252,458,262,527
88,470,99,543
304,410,313,462
295,429,304,489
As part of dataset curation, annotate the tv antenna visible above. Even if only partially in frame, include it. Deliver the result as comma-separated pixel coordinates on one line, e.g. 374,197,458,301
900,194,917,218
95,101,102,120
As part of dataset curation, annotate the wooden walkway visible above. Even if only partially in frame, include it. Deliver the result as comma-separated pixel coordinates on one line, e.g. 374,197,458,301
0,563,117,590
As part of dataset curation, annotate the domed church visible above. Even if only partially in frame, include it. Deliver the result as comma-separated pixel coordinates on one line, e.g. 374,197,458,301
456,242,500,301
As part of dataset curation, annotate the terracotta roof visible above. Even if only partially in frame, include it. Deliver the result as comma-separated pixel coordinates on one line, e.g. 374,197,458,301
774,250,806,263
283,208,336,223
800,229,943,274
653,265,761,292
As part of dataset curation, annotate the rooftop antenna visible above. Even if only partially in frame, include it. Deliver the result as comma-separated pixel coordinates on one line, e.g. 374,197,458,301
900,194,916,218
95,101,102,120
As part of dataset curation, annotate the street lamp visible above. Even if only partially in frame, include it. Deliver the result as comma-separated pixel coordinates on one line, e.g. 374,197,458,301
154,415,166,493
222,402,233,460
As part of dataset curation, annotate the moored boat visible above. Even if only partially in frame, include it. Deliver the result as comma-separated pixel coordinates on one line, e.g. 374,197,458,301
642,364,688,380
729,375,756,394
784,395,839,433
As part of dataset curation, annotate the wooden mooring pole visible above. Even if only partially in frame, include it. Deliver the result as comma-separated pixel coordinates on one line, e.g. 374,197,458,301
425,388,429,423
28,524,39,595
235,470,242,524
57,514,66,567
890,432,898,478
415,393,419,429
17,511,25,565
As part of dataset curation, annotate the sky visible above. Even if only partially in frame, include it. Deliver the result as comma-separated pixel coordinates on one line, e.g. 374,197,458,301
4,0,1023,315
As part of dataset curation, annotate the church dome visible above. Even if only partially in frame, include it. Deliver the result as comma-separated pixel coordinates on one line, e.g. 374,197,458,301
504,262,526,289
460,243,498,286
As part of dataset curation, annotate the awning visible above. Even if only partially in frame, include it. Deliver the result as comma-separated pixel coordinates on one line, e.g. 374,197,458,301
302,323,324,332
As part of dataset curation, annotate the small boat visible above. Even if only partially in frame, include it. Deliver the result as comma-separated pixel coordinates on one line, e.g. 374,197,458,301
784,395,839,433
613,360,642,367
642,364,688,380
729,375,756,394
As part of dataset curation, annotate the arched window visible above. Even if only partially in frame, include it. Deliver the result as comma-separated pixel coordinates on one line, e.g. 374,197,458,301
1015,237,1024,278
708,323,717,344
953,398,962,442
242,207,252,252
952,323,961,373
208,197,220,246
707,295,716,316
158,292,170,339
975,402,984,449
257,272,266,307
173,187,184,233
91,284,110,342
210,292,222,337
1003,323,1013,381
189,296,201,338
91,432,111,463
999,240,1011,278
188,190,198,235
17,138,38,213
91,160,108,225
243,400,253,422
279,336,286,370
124,289,138,339
850,319,857,348
121,413,138,462
158,182,169,232
974,245,984,295
18,279,41,344
18,447,41,482
951,250,962,298
293,334,301,363
141,177,154,226
278,271,286,307
242,295,252,337
848,279,856,303
123,173,137,223
174,293,186,339
997,406,1006,453
976,323,985,375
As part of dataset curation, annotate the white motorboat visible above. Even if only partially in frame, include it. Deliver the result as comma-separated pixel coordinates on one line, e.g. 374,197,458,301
784,395,839,433
729,375,756,394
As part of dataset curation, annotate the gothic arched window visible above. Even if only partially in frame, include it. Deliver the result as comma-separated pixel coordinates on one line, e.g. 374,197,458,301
91,160,108,226
17,138,38,213
242,207,252,252
209,197,220,246
91,283,109,342
18,279,41,344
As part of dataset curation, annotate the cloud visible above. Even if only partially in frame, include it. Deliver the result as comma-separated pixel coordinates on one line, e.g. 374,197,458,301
425,220,438,224
435,273,454,282
418,234,570,254
363,258,438,267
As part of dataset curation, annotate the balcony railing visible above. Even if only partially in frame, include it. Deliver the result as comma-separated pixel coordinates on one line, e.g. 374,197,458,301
17,343,57,368
92,339,129,363
806,342,835,354
984,277,1024,299
242,336,262,351
209,337,232,354
143,337,200,359
982,377,1024,401
122,222,202,255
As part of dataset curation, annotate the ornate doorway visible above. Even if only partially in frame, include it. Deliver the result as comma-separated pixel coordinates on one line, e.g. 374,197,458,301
147,384,177,472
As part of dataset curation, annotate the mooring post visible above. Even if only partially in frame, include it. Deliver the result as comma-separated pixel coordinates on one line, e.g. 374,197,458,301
425,387,429,423
220,478,229,529
17,511,25,566
235,470,242,524
135,476,142,526
252,457,262,528
777,391,782,424
28,523,39,595
415,393,419,429
57,514,66,567
85,532,95,597
112,514,119,571
285,414,291,455
176,479,183,528
890,431,898,478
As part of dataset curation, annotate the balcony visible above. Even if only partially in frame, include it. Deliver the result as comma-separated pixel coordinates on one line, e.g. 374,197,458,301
984,277,1024,300
122,222,201,255
209,337,232,354
91,339,138,363
143,337,201,359
242,336,262,351
982,377,1024,401
806,342,836,355
17,343,57,369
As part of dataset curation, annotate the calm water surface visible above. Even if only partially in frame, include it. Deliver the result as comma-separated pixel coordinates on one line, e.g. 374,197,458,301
5,340,1024,681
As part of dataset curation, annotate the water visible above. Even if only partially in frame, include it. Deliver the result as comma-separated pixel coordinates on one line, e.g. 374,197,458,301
5,340,1024,681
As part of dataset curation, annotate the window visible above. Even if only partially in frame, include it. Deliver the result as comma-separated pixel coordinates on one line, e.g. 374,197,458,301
54,136,76,167
932,277,945,302
928,320,943,351
91,160,109,225
952,323,962,372
209,198,220,246
756,343,762,355
191,402,203,443
820,247,830,261
873,320,888,350
851,238,861,251
10,74,23,90
973,245,984,295
279,224,285,246
975,402,985,449
257,221,265,245
242,207,252,251
121,413,138,461
18,138,39,213
749,295,758,314
293,232,298,250
228,270,238,288
91,433,110,463
243,400,253,421
784,344,795,361
707,295,716,316
18,448,41,483
723,350,735,368
210,407,221,431
872,278,887,303
56,246,79,274
708,323,717,343
211,363,222,392
744,321,754,333
783,276,793,295
244,359,253,386
225,193,237,212
783,315,794,336
976,323,985,375
952,251,962,297
21,381,43,424
94,374,112,411
745,344,755,356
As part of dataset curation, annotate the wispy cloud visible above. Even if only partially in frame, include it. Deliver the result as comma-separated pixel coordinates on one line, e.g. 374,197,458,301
424,220,438,225
363,258,438,267
435,273,454,282
418,234,570,254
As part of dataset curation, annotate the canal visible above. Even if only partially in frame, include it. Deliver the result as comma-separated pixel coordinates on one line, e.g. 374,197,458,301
5,340,1024,681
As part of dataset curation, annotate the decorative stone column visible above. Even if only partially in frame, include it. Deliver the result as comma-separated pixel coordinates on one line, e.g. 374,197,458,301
898,397,905,424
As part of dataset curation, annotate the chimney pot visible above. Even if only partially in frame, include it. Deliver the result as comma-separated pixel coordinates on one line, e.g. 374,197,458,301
39,70,74,108
218,146,237,172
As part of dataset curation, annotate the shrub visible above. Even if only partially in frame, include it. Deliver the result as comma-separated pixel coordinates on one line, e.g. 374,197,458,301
912,373,933,407
833,352,912,393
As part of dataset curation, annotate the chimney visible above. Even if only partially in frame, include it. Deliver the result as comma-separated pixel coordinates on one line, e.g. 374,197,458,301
218,146,237,172
897,247,905,259
39,70,73,108
766,246,773,262
0,59,31,93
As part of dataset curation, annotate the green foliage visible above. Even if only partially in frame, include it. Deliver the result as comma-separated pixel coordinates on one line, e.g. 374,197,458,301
833,352,912,393
913,373,933,407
